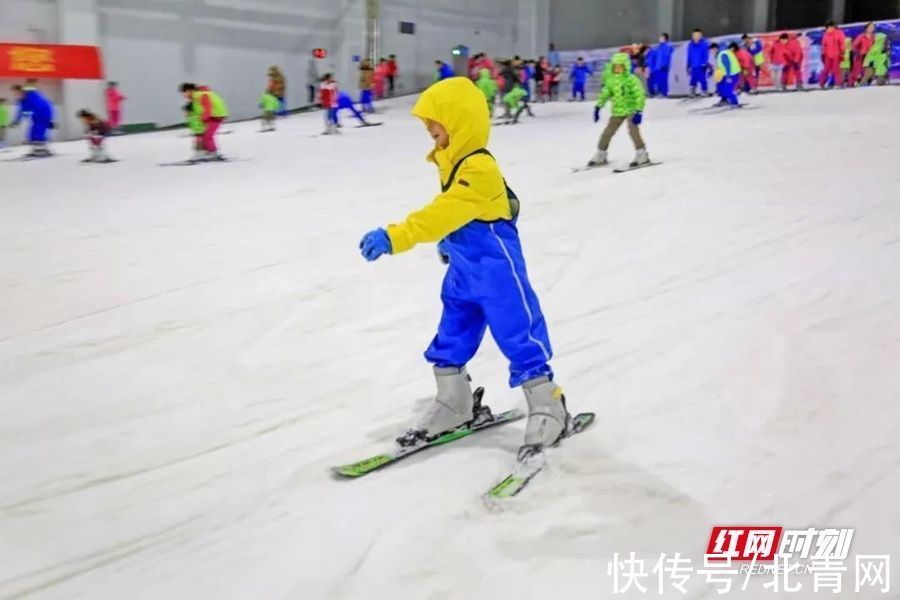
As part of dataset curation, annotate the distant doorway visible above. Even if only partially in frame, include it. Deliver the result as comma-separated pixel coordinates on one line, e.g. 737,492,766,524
845,0,900,23
774,0,830,29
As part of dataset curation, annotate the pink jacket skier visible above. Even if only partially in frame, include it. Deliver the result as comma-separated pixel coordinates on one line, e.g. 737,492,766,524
373,60,387,99
105,82,125,130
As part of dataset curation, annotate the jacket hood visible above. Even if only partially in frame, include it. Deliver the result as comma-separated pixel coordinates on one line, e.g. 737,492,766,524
412,77,490,171
610,52,630,67
608,52,631,77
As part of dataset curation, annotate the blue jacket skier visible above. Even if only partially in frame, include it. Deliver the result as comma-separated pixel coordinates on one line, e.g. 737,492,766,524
649,33,674,97
335,91,371,126
358,77,573,454
569,57,592,100
11,84,54,155
433,61,455,83
686,29,712,95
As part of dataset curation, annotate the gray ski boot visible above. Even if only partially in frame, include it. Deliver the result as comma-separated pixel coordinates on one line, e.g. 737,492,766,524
629,148,650,168
587,149,608,167
397,366,483,447
519,376,570,460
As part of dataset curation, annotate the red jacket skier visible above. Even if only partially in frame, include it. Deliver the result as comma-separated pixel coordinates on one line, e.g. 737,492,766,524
784,34,804,89
734,45,757,91
819,22,847,88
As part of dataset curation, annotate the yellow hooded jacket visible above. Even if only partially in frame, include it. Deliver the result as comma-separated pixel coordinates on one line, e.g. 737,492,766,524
386,77,513,254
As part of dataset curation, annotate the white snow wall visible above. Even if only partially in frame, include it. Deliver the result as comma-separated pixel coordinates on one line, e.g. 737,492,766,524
0,0,549,139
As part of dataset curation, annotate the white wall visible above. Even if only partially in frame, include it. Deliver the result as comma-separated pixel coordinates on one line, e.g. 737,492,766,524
0,0,63,142
97,0,345,127
1,0,548,136
379,0,549,92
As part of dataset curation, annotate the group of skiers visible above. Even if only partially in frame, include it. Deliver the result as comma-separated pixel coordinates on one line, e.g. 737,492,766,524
657,20,892,98
2,79,128,161
813,21,892,88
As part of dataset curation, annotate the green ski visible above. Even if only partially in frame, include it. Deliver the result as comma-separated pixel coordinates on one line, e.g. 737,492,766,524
333,395,524,478
483,412,595,504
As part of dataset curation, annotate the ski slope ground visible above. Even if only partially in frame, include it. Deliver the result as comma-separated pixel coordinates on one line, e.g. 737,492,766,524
1,87,899,599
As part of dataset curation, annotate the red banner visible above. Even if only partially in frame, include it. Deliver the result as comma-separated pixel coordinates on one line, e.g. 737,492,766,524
0,43,103,79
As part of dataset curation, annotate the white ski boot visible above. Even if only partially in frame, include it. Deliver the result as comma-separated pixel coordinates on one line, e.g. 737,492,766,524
630,148,650,168
397,366,478,446
520,376,570,458
587,149,608,167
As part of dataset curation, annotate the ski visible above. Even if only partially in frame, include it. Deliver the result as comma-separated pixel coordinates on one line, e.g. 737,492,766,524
158,157,249,167
2,153,55,162
355,122,383,128
482,412,595,505
333,389,524,478
613,161,662,173
689,104,756,114
572,163,608,174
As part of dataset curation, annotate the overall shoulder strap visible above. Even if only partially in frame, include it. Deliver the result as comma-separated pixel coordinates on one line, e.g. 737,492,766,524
442,148,520,221
441,148,492,192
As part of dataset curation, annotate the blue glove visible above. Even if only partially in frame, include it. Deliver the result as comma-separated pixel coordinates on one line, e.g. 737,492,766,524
631,112,643,125
593,106,601,123
359,228,392,261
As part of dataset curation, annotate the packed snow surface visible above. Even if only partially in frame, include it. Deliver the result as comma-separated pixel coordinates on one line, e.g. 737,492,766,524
2,87,899,599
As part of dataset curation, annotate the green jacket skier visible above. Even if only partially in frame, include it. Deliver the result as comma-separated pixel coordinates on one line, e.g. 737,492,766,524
475,69,498,115
587,52,649,169
595,52,646,117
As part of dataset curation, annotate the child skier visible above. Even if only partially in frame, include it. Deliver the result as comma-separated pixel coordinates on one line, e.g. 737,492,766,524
862,31,890,86
686,29,711,96
819,21,847,89
742,34,766,81
568,57,592,101
711,43,741,107
259,91,279,131
359,58,375,113
10,83,54,157
183,101,204,156
180,83,228,161
76,109,114,163
266,66,286,116
649,33,674,97
0,97,8,150
770,33,791,91
502,83,530,124
540,58,553,102
851,23,876,86
785,33,805,90
335,91,375,127
586,52,649,169
550,66,563,100
840,36,852,87
475,68,498,116
357,77,575,458
373,58,387,100
105,82,125,133
318,73,339,134
433,60,455,84
732,41,757,94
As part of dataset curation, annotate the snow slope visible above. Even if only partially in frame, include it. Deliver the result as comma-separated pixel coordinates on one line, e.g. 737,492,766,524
1,87,899,600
